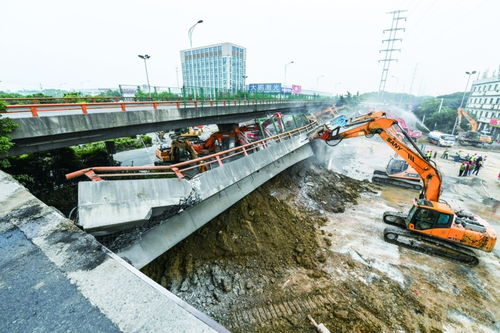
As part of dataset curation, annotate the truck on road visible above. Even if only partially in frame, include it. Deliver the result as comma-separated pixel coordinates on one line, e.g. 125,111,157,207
427,131,455,147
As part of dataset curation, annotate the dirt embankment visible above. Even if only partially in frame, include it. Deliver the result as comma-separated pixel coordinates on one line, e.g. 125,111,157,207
142,160,498,332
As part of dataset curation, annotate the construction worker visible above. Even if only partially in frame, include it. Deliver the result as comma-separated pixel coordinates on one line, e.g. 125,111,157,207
441,149,449,159
464,161,471,176
459,162,466,177
472,159,483,176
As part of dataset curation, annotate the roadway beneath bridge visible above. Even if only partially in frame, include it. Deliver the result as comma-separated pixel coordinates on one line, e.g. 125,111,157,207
4,100,331,156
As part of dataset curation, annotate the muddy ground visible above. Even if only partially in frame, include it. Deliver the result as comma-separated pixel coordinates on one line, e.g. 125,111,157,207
142,140,499,333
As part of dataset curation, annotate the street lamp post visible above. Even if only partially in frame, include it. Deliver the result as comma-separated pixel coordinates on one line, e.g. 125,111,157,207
284,61,294,85
188,19,203,48
138,54,151,100
452,70,477,135
242,75,248,100
187,19,203,99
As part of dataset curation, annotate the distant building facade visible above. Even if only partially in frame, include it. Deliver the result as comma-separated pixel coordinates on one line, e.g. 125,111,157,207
465,72,500,141
180,42,246,96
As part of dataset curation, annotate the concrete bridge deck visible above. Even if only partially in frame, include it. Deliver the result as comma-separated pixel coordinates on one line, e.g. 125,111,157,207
68,121,319,268
0,170,228,332
3,99,332,155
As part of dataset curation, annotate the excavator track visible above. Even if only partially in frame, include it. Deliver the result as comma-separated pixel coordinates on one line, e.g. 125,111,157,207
383,226,479,266
372,170,423,191
382,211,407,227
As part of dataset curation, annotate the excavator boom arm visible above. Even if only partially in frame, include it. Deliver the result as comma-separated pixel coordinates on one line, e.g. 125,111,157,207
318,117,442,202
457,107,478,132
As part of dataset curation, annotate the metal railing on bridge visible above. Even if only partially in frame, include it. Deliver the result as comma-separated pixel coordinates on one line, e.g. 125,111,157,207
3,99,322,118
66,121,318,181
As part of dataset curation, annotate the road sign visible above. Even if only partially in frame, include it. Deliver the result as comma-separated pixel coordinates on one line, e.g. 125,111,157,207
291,84,302,94
248,83,282,93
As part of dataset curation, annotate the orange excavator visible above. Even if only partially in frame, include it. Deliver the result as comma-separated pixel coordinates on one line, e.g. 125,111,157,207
155,137,202,164
310,112,496,265
156,125,262,164
456,107,492,146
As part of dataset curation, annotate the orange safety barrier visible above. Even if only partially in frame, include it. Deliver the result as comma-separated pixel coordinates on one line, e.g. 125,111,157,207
4,99,299,117
65,120,318,181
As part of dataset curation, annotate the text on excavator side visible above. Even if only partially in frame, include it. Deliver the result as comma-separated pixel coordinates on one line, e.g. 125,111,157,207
386,137,403,150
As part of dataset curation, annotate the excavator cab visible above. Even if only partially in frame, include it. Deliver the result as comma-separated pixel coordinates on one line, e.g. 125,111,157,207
387,158,408,175
406,203,453,231
372,157,422,190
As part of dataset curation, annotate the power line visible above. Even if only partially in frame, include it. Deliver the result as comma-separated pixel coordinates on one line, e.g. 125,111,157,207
378,9,407,101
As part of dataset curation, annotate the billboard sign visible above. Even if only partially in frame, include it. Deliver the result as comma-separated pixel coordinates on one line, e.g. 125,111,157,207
248,83,282,93
291,84,302,94
118,84,139,97
281,87,292,94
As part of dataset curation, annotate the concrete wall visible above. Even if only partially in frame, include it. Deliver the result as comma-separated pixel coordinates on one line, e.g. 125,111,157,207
6,101,331,155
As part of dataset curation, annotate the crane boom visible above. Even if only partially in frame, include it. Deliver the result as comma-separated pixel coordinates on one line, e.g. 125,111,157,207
311,115,442,202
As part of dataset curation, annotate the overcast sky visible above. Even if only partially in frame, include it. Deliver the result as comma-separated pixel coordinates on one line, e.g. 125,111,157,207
1,0,498,96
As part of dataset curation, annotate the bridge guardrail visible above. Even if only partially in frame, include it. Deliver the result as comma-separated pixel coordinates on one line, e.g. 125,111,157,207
66,120,318,181
3,99,323,117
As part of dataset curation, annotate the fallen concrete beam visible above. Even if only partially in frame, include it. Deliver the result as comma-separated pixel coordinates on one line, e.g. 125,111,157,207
78,178,193,235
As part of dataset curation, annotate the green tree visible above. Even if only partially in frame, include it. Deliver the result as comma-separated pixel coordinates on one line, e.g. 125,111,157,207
63,91,86,103
0,108,18,166
98,89,122,98
336,91,361,107
4,148,83,215
412,92,470,133
423,108,458,133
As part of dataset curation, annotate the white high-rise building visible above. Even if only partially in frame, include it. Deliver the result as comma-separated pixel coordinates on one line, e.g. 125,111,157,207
466,70,500,141
180,42,246,96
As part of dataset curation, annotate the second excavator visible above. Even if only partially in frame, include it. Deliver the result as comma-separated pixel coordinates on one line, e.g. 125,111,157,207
309,112,496,265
